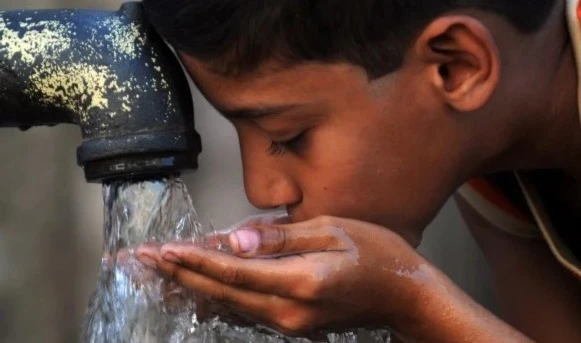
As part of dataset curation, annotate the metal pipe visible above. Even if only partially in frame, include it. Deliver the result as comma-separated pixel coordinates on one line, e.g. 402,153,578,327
0,2,202,182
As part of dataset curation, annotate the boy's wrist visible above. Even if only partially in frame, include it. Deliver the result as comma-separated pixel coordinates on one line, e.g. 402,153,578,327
382,264,454,340
384,264,533,343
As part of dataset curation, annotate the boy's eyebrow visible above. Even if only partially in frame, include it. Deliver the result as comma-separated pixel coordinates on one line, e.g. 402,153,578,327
216,104,303,119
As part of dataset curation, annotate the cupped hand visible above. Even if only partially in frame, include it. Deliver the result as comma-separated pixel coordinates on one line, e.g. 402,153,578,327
136,215,440,337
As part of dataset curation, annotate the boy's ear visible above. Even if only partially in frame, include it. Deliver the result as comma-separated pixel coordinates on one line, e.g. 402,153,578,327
413,16,500,112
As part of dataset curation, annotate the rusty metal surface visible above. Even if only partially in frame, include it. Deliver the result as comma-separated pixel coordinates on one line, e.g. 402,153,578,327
0,2,202,182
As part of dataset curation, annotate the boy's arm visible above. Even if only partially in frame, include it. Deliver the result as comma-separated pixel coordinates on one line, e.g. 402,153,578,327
138,214,535,342
455,196,581,343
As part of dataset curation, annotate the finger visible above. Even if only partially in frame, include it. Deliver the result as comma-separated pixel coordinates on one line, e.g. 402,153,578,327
194,296,225,321
136,237,214,266
152,256,321,337
150,253,275,313
226,212,291,232
138,247,329,336
158,242,314,297
197,299,257,328
203,232,233,251
201,213,290,253
136,242,163,268
194,296,253,327
229,216,350,257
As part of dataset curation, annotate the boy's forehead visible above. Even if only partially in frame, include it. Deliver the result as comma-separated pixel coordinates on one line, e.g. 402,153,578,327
180,53,365,85
178,52,374,109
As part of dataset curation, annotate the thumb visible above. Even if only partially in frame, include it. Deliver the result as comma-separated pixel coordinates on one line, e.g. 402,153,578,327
228,217,348,258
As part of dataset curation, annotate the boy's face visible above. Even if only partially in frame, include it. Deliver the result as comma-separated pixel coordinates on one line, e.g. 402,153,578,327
180,54,475,246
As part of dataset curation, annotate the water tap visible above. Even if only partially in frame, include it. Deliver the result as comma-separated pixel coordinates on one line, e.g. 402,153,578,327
0,1,202,182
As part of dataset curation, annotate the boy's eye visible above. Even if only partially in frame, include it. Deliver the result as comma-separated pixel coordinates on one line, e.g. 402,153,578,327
268,131,307,156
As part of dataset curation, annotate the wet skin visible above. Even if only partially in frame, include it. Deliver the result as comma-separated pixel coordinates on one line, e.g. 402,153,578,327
136,49,529,341
137,214,437,335
136,5,581,342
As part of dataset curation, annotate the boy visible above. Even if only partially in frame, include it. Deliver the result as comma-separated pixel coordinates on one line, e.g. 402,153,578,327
136,0,581,342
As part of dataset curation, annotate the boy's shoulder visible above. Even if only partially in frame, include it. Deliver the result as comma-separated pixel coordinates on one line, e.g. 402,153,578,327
456,0,581,283
457,172,581,281
457,173,539,239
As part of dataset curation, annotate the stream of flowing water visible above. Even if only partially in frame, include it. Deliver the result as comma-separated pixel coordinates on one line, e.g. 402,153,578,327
81,177,391,343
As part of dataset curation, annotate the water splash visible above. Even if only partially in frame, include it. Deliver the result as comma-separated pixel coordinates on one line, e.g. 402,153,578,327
81,178,391,342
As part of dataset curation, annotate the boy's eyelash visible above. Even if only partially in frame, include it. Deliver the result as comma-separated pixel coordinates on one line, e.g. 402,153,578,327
267,132,306,156
268,141,287,156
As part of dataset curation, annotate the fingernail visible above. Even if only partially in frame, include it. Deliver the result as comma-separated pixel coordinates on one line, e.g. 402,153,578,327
163,252,181,264
233,228,260,253
137,254,157,268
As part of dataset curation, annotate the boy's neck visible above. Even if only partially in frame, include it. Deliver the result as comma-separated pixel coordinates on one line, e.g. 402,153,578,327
535,40,581,176
497,1,581,178
541,31,581,180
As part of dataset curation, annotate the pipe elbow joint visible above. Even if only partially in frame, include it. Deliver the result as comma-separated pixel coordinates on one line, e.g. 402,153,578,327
0,2,202,182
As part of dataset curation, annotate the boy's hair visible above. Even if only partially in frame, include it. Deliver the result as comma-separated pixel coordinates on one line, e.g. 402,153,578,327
143,0,556,78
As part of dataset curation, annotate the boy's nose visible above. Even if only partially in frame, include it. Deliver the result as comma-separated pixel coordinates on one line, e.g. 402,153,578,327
242,162,302,210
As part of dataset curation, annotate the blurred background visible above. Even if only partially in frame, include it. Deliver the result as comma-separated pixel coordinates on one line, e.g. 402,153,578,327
0,0,498,342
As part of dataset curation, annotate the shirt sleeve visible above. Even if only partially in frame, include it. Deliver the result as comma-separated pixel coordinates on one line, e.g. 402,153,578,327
456,174,541,239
